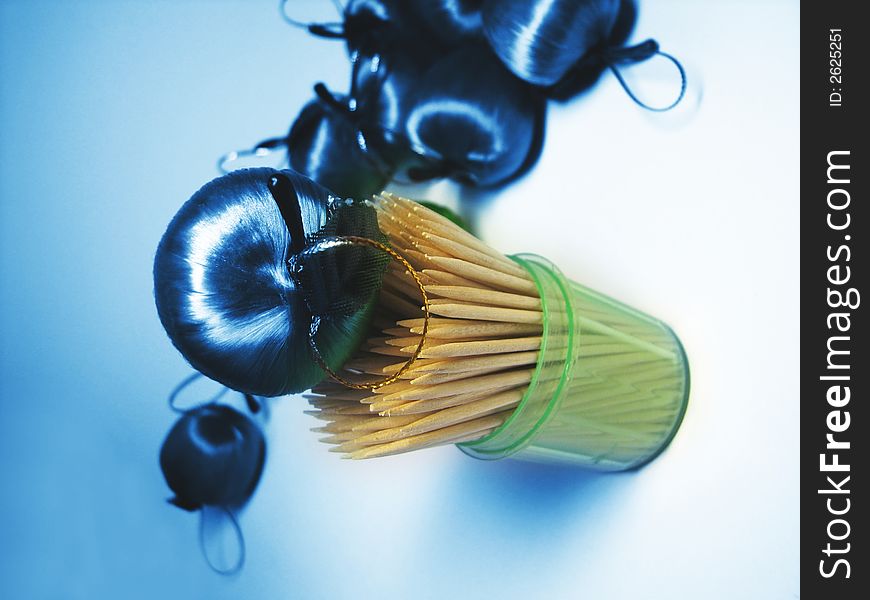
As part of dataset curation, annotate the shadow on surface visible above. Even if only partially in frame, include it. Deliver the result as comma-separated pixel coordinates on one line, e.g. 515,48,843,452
441,454,632,526
406,451,638,585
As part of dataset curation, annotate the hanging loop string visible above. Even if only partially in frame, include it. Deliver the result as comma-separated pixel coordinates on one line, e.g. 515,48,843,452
603,39,687,112
313,82,352,113
604,39,660,63
168,372,230,414
297,235,430,390
199,506,246,576
242,393,261,414
279,0,345,38
217,136,287,174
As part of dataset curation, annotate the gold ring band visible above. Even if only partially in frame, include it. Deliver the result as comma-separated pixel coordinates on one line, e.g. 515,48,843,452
306,235,429,390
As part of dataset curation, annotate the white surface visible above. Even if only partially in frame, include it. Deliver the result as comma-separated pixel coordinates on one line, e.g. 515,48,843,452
0,1,799,598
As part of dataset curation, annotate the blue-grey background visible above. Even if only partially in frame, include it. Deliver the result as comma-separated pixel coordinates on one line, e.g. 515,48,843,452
0,1,799,598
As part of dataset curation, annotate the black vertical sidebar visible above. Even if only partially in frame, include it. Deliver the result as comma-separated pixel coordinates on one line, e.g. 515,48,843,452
802,2,867,597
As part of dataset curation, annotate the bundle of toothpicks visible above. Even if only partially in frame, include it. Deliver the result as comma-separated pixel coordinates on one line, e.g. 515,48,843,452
305,193,684,461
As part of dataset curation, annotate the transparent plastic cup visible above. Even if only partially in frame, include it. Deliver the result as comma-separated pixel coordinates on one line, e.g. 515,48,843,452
458,254,690,470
